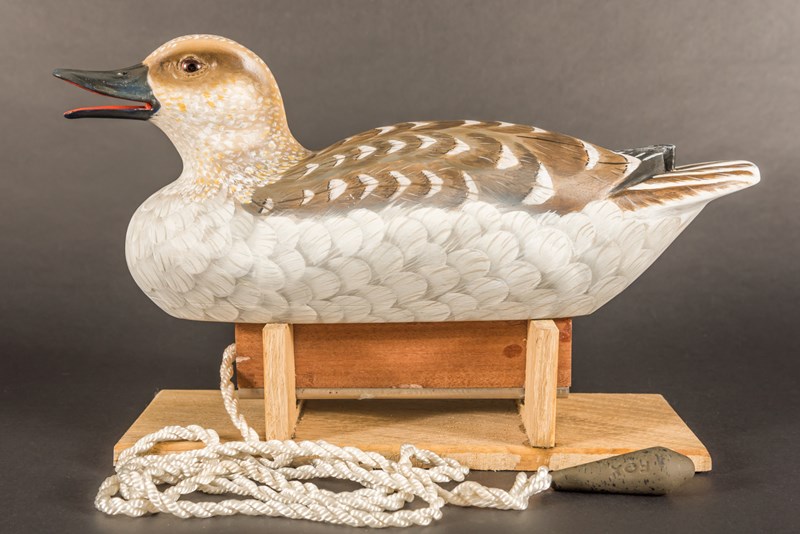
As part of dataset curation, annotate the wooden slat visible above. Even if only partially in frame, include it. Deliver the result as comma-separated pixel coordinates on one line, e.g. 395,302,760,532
114,391,712,472
554,318,572,389
262,324,298,440
234,323,265,389
293,321,528,388
519,320,560,448
234,319,572,390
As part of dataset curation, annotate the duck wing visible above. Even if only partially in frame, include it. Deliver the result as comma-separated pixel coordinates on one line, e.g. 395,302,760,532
250,120,637,215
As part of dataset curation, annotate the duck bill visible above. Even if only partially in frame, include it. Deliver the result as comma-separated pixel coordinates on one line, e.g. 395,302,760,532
53,63,159,120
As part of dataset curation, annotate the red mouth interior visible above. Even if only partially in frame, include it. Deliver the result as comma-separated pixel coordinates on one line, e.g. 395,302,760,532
66,102,153,114
61,78,151,115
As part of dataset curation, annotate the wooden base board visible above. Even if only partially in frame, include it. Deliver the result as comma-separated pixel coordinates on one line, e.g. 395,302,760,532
114,391,711,472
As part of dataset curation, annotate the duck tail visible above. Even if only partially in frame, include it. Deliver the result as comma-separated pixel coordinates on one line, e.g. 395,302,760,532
610,159,760,211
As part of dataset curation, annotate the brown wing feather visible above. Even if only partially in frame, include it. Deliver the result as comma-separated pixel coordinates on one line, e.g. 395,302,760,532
249,120,631,214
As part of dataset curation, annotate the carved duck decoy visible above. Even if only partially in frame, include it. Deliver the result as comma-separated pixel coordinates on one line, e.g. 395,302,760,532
54,35,759,323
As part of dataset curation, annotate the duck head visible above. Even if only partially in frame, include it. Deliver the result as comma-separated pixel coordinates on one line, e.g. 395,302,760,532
54,35,303,170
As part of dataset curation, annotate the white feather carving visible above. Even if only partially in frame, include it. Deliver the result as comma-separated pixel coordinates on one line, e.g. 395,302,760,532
446,249,491,281
523,227,573,273
646,217,682,250
282,280,313,305
356,285,397,311
357,145,377,160
348,209,384,251
357,174,379,199
326,217,363,257
205,300,239,321
386,139,406,154
589,276,628,304
228,281,261,309
522,165,555,205
253,259,286,290
327,257,371,292
416,135,437,149
183,285,216,308
583,243,622,281
451,212,483,244
384,272,428,305
268,217,301,250
214,241,254,278
558,213,596,255
302,267,341,300
286,304,317,322
543,263,592,295
329,295,371,322
374,308,415,322
153,287,185,310
297,222,332,265
461,202,502,231
464,277,510,306
414,243,447,268
404,300,451,321
421,170,444,199
196,267,234,297
309,300,345,322
583,141,600,170
496,261,542,301
385,217,428,261
438,292,478,316
364,242,404,280
418,264,460,297
128,179,707,323
447,138,470,156
490,301,530,317
477,230,520,269
328,179,347,201
496,144,519,169
408,207,452,244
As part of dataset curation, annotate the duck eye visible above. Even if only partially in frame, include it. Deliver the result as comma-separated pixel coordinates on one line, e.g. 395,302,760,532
180,57,204,74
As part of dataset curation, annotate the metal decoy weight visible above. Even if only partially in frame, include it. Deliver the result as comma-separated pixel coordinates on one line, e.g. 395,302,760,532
550,447,696,495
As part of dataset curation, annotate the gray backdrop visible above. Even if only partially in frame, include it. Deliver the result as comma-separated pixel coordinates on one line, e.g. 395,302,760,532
1,0,797,532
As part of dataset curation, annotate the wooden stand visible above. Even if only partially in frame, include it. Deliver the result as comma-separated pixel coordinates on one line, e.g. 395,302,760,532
114,319,711,472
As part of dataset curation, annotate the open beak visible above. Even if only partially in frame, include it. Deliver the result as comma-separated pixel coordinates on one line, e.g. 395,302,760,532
53,63,159,120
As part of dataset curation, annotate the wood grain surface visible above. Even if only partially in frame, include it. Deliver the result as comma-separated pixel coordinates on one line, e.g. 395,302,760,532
261,324,299,440
520,320,559,447
114,391,711,472
234,319,572,390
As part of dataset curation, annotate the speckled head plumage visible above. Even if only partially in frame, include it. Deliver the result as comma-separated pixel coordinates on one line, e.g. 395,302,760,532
140,35,309,198
143,36,283,131
54,35,761,324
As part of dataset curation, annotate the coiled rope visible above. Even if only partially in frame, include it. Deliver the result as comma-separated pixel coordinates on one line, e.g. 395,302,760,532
95,344,551,527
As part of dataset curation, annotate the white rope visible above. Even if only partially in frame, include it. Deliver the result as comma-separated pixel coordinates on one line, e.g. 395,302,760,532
95,344,551,527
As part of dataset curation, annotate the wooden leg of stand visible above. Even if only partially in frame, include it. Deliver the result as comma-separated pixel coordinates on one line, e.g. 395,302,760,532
519,320,559,448
262,324,299,440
